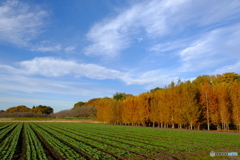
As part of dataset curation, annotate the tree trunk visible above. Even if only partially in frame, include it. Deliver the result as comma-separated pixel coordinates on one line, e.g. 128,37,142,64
217,124,220,131
153,122,155,127
205,92,210,131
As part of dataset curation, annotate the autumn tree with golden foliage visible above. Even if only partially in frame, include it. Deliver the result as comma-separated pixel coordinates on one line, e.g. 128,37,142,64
6,105,30,113
80,72,240,131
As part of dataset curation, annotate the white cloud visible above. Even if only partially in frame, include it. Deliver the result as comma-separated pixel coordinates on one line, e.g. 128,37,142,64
178,24,240,72
121,69,176,89
0,57,178,88
0,73,116,98
0,0,48,46
0,97,74,112
84,0,189,56
0,97,73,107
32,44,62,52
213,61,240,75
64,46,76,53
0,57,122,79
150,38,190,53
194,1,240,26
84,0,240,57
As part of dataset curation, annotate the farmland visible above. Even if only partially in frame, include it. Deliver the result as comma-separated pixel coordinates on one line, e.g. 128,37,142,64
0,122,239,160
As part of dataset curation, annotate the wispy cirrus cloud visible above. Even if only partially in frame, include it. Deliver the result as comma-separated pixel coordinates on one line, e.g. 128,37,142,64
84,0,188,57
0,0,48,46
0,97,75,112
0,73,115,96
84,0,240,57
0,97,73,107
178,24,240,73
0,74,117,111
213,61,240,75
0,57,177,89
31,42,62,52
0,57,122,79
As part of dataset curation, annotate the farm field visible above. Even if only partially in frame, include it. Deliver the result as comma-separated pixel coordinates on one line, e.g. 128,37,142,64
0,122,239,160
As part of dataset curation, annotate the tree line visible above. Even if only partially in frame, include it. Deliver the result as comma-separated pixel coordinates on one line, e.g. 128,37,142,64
84,72,240,131
0,105,54,117
1,72,239,131
0,103,97,119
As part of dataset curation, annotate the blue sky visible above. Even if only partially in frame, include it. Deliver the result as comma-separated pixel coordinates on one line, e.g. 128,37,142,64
0,0,240,112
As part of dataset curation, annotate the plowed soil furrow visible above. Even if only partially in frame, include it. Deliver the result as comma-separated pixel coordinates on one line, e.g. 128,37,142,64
12,123,26,160
29,124,63,160
33,123,94,160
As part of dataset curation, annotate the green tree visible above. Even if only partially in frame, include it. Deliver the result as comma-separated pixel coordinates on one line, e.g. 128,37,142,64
150,87,161,93
30,105,53,115
73,101,85,108
113,92,127,101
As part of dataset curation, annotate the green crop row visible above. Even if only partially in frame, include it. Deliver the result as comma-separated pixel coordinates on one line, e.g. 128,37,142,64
0,122,239,160
44,123,200,152
0,123,18,141
72,125,205,151
24,123,48,160
0,123,22,160
43,123,162,154
0,123,12,130
33,123,114,160
39,123,138,157
29,123,85,160
41,122,240,155
66,123,240,147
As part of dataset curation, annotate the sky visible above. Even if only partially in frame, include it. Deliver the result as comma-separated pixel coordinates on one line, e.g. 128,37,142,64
0,0,240,112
